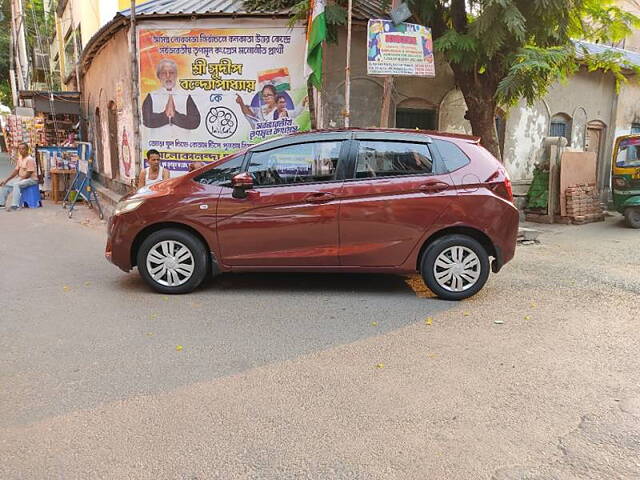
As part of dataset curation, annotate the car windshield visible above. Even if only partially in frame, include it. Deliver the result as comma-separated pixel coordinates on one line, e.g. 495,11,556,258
616,138,640,168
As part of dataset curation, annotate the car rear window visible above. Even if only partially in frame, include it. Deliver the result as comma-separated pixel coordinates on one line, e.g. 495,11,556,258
434,139,470,172
356,141,433,178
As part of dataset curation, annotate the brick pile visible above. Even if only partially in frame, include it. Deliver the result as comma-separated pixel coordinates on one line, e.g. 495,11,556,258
565,183,605,224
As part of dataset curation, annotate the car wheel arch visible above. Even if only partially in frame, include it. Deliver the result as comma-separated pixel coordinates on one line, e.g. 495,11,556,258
131,222,213,269
416,226,497,271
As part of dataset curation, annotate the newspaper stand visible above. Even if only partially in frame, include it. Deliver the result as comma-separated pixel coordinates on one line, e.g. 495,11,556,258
62,142,104,219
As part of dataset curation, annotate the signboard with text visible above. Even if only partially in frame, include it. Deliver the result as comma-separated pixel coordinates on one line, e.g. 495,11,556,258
138,26,311,175
367,20,435,77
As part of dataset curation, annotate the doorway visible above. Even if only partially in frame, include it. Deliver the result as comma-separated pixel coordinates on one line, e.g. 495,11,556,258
107,101,119,179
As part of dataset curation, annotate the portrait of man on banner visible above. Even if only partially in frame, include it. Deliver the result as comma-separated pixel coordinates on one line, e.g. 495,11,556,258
142,58,201,131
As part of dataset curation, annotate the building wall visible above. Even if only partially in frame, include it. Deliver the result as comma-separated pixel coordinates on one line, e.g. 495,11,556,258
83,28,135,185
52,0,115,90
322,25,457,129
617,0,640,52
502,70,617,184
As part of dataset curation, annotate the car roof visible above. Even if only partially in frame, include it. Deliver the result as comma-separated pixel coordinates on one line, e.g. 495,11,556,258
249,128,480,152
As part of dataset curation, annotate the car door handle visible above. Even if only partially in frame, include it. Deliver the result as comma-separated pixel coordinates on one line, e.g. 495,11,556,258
418,181,450,193
305,192,337,202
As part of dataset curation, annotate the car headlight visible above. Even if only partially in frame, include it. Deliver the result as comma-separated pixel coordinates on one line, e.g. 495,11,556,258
113,198,145,216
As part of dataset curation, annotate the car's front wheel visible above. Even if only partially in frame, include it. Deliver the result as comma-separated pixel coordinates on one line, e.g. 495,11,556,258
137,228,208,294
624,207,640,229
421,234,490,301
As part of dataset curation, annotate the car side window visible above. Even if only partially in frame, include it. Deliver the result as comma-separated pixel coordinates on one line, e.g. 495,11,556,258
434,139,470,172
355,141,433,178
247,141,342,187
194,155,244,185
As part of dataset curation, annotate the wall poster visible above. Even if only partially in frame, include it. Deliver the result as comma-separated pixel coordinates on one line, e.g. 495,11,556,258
138,24,311,175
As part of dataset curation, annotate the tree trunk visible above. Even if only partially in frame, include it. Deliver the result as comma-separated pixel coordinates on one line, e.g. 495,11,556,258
464,95,502,161
453,68,503,161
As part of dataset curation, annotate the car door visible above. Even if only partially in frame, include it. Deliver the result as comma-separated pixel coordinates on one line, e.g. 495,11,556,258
216,138,349,267
338,133,456,267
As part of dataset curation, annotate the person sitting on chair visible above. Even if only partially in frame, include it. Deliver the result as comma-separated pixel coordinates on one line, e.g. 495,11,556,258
138,149,169,188
0,143,38,211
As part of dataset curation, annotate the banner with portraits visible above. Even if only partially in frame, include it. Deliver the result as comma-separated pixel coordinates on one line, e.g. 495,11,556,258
138,25,311,175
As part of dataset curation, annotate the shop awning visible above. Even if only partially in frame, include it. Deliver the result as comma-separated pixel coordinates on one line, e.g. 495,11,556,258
18,91,81,115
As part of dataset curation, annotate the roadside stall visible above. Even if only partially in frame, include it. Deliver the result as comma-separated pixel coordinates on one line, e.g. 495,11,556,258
15,91,82,200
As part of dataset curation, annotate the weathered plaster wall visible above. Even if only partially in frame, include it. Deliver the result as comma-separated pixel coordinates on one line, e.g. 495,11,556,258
439,88,472,134
82,28,135,184
502,70,616,182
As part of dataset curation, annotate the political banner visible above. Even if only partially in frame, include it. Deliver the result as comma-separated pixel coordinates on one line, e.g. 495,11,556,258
138,26,311,175
367,20,435,77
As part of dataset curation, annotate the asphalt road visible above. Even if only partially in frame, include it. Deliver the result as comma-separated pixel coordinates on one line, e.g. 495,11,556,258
1,152,639,479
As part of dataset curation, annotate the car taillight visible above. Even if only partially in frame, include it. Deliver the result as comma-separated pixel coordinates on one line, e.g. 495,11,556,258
487,168,513,202
503,175,514,202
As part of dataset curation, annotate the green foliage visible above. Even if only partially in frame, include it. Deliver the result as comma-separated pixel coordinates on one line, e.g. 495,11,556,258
0,0,11,107
496,46,578,106
411,0,640,107
253,0,348,44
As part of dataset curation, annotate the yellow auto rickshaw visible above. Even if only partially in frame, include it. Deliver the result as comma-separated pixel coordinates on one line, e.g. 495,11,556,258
612,134,640,228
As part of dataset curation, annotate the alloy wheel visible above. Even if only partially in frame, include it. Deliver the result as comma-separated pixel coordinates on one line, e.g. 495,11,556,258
432,246,481,292
146,240,195,287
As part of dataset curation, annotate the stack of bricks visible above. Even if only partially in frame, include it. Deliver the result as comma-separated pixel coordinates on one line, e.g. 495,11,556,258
565,183,604,224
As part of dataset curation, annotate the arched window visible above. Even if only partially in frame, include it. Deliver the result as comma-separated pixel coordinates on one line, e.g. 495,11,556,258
550,113,572,143
395,98,437,131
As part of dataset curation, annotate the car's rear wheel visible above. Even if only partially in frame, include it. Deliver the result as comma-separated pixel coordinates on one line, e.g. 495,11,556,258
137,228,208,294
624,207,640,229
421,234,490,301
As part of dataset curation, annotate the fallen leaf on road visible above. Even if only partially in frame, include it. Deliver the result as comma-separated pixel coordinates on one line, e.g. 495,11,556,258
530,302,537,308
150,314,158,320
463,312,470,317
371,321,378,326
494,319,504,324
63,285,71,292
375,363,385,369
524,315,531,321
404,275,437,298
146,332,153,336
176,345,183,351
427,353,438,359
162,296,169,301
84,281,91,287
425,317,433,325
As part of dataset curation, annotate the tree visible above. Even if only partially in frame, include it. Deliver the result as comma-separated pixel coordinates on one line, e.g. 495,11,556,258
0,0,12,107
248,0,639,160
411,0,640,159
0,0,56,108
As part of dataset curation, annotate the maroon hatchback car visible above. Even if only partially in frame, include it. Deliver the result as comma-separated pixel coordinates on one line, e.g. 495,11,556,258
106,129,518,300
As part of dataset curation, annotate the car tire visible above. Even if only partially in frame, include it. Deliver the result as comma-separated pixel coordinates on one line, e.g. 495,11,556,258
137,228,209,294
420,234,490,301
624,207,640,229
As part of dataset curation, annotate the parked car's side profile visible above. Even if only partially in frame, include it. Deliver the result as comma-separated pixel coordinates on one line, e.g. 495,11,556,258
106,129,519,300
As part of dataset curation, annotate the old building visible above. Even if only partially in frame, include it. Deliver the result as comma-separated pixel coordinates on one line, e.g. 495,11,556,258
77,0,640,213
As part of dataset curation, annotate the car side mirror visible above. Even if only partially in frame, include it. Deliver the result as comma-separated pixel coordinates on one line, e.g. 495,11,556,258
231,172,254,198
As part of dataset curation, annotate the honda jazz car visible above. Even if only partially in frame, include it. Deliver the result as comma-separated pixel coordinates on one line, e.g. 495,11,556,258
106,129,518,300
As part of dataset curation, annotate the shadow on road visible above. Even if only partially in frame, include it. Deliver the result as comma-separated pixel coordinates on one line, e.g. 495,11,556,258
115,271,428,297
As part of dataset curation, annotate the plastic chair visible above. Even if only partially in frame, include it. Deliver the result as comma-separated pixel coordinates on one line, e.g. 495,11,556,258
21,183,42,208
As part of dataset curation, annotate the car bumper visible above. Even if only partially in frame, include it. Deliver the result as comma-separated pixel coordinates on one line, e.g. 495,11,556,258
106,213,137,272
